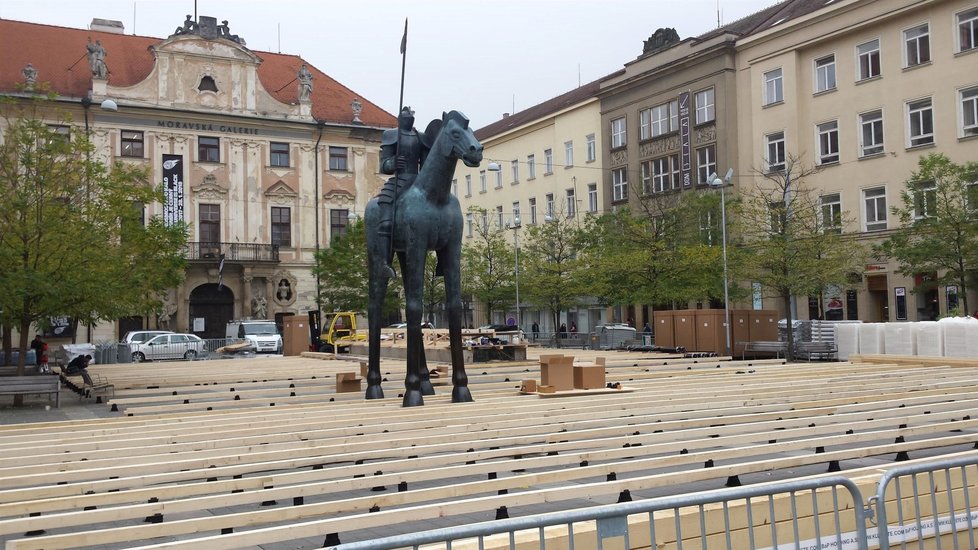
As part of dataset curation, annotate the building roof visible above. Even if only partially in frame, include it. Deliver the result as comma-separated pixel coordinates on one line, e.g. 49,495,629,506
694,0,837,41
475,78,605,140
0,18,396,128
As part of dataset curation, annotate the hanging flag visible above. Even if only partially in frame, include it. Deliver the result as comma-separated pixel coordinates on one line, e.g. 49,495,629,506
217,253,225,290
400,18,408,54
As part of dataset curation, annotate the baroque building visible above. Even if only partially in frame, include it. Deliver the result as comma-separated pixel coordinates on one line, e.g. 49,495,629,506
0,16,395,340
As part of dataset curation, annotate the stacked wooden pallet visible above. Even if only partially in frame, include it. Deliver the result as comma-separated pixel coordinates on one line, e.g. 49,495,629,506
0,353,976,549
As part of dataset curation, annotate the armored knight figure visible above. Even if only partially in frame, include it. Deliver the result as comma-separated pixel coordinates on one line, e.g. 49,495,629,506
376,106,429,237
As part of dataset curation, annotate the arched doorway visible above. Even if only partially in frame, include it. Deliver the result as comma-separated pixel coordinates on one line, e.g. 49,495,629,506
189,284,234,339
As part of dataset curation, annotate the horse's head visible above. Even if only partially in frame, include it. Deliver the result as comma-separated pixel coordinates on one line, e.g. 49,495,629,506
438,110,483,168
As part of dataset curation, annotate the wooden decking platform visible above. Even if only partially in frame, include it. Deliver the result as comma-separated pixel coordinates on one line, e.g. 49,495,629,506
1,350,976,549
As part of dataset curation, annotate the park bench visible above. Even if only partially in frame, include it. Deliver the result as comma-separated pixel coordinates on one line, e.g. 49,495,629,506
0,375,60,408
740,340,788,359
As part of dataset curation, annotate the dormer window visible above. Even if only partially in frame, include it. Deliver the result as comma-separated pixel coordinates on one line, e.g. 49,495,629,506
198,76,218,92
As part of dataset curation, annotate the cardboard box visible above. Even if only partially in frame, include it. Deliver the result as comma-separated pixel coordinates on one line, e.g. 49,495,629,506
336,372,362,393
359,361,368,378
537,385,556,394
520,379,537,393
573,365,606,389
540,355,574,391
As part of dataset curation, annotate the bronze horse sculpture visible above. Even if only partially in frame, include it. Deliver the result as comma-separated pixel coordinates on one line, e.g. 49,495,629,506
364,110,483,406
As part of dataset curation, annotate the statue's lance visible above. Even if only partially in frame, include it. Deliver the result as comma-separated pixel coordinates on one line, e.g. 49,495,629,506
385,18,408,276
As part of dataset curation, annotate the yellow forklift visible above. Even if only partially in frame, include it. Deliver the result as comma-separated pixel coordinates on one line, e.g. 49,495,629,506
308,311,365,353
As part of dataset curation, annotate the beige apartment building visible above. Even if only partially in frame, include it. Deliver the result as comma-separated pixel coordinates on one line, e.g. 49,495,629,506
735,0,978,322
453,81,607,332
0,16,394,341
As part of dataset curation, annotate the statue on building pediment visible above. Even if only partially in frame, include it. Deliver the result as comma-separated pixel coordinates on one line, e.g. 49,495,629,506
643,28,680,55
251,293,268,319
351,98,363,123
172,15,198,36
21,63,37,90
272,270,297,306
169,15,245,45
298,64,313,102
86,39,108,79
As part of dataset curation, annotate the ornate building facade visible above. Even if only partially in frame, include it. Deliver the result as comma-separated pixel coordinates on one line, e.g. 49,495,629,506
0,15,394,340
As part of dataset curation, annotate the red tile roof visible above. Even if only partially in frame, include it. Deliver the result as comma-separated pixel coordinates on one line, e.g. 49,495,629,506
0,18,396,128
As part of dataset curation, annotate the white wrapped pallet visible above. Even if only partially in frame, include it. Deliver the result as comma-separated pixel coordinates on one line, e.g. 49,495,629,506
858,323,885,355
939,317,978,358
835,323,859,361
915,321,943,357
884,323,916,356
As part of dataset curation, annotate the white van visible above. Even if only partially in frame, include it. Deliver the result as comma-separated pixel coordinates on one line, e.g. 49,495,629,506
225,320,282,353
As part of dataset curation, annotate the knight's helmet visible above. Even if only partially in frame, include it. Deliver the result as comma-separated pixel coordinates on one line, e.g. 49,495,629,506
398,106,415,130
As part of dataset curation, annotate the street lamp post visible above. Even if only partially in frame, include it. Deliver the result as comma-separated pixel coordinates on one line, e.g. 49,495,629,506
709,168,734,357
507,218,521,328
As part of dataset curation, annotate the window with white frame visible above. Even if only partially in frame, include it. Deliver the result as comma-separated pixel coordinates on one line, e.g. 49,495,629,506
565,141,573,167
611,117,627,148
857,39,881,80
641,161,653,194
495,169,503,189
545,193,555,218
907,98,934,147
695,87,715,124
960,7,978,52
529,197,537,224
544,149,553,174
495,205,504,228
913,180,937,219
639,108,652,140
859,109,885,156
481,210,488,231
864,186,887,231
652,157,671,193
669,154,680,190
904,24,931,67
696,145,716,184
479,170,486,193
452,178,458,197
814,54,837,93
587,183,598,212
586,134,596,162
766,131,786,172
669,99,679,131
464,175,471,196
612,168,628,202
817,121,840,164
527,154,536,179
651,102,676,137
961,86,978,137
466,212,473,238
566,189,576,218
764,68,784,105
511,160,519,183
512,201,521,222
821,193,842,233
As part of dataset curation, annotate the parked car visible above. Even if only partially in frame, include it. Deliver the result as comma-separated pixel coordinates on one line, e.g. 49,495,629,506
225,320,282,353
130,333,205,362
123,330,173,344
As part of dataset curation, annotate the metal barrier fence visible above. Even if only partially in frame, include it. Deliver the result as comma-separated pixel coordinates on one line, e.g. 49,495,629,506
92,338,247,363
871,454,978,550
334,476,869,550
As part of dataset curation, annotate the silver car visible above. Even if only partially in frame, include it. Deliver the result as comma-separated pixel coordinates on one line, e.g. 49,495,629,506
131,333,205,362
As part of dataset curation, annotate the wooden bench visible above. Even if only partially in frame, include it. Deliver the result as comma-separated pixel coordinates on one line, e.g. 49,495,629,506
0,375,60,408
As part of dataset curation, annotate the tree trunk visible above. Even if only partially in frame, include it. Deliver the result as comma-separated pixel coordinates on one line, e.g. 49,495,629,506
2,325,12,367
783,291,795,363
14,320,32,405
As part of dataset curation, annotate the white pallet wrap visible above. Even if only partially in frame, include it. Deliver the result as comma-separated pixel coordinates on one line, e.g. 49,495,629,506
884,323,916,356
939,317,978,358
858,323,885,355
835,323,859,361
914,321,944,357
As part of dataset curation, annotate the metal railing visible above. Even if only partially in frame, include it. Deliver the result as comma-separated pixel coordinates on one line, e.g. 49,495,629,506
871,454,978,549
184,241,280,262
333,476,869,550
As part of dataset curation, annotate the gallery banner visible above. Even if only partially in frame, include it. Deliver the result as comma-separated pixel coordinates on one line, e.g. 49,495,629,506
162,154,184,226
679,91,691,187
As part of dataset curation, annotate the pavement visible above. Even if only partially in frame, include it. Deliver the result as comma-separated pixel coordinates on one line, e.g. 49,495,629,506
1,388,121,425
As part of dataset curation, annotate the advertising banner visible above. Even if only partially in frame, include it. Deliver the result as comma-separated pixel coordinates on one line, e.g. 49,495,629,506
162,154,184,226
679,91,691,187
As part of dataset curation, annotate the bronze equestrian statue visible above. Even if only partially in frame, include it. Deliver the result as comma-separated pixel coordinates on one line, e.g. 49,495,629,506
364,110,483,406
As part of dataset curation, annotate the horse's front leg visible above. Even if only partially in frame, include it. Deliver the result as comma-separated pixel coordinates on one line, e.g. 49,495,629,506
439,243,471,403
401,248,426,407
365,242,389,400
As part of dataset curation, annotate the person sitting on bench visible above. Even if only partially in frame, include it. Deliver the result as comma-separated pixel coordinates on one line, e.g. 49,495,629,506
64,354,94,386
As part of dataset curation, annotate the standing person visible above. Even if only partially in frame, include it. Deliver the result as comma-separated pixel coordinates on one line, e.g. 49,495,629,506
559,323,567,338
643,322,653,335
531,321,540,342
39,343,50,374
569,322,577,335
30,334,44,367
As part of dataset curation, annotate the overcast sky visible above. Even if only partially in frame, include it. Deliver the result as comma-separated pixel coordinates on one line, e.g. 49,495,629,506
2,0,776,129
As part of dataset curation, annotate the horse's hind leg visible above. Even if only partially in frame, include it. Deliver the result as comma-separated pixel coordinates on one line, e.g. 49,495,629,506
439,244,471,403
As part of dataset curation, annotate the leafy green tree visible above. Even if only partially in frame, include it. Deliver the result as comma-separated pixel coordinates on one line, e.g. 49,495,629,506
734,154,866,359
0,96,188,378
422,250,444,325
460,207,515,325
876,153,978,315
520,211,589,332
581,190,734,311
313,218,402,318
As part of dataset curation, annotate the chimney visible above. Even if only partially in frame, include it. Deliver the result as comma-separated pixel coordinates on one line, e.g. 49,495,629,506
90,18,125,34
502,113,510,119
